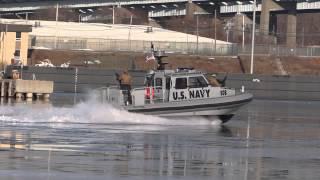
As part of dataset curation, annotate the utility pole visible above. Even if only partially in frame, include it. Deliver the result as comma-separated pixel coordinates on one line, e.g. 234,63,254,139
128,15,133,50
25,12,29,24
250,0,256,74
242,14,245,49
112,5,115,24
196,14,199,54
54,3,59,49
214,9,217,55
302,26,305,47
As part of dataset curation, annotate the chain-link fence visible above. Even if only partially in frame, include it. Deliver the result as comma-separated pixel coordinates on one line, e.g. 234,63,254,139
30,35,320,57
29,35,238,56
239,44,320,57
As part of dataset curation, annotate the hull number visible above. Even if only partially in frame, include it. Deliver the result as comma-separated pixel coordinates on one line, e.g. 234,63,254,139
220,89,227,96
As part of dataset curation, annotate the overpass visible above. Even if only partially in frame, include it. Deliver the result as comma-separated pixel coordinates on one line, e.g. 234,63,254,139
0,0,190,12
0,0,319,13
1,0,320,47
1,1,319,20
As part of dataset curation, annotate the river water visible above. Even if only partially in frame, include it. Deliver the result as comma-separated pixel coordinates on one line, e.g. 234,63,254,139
0,94,319,180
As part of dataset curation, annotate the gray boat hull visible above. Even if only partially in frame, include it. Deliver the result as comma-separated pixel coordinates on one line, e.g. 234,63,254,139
124,93,252,123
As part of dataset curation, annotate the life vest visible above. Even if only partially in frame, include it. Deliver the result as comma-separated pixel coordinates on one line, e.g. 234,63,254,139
145,87,155,99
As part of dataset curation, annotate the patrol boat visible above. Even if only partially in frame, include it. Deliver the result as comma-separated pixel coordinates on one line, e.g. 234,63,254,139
97,51,252,123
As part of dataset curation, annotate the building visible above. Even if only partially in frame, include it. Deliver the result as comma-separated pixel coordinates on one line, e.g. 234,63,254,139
0,23,32,68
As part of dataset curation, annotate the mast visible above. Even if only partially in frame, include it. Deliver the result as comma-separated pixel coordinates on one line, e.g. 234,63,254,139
153,50,168,70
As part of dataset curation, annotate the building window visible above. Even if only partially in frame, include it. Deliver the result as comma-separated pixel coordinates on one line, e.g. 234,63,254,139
16,32,21,40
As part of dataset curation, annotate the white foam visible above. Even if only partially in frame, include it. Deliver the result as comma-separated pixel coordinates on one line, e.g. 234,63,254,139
0,95,221,127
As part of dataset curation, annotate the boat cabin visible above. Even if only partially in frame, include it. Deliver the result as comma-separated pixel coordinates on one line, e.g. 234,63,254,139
130,68,235,106
102,50,235,107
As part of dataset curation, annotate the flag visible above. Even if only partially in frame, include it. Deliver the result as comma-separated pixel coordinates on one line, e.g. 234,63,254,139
145,52,155,62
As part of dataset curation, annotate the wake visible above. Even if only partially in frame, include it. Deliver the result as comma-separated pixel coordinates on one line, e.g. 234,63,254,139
0,95,221,126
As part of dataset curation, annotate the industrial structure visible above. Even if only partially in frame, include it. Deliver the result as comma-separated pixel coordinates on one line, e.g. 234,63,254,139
0,0,320,48
0,23,32,67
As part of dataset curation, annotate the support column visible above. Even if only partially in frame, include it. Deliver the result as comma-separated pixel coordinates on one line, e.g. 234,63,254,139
114,7,148,25
185,2,206,19
260,0,283,35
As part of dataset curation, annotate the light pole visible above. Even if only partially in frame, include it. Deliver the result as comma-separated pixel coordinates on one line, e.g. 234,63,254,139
194,12,210,55
250,0,256,74
224,19,233,43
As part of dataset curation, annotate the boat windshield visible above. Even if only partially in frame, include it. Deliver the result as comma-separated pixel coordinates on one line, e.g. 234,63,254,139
189,76,208,88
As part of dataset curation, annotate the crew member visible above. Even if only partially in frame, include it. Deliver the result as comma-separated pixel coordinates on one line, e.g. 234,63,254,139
117,69,132,104
11,51,22,66
207,74,221,87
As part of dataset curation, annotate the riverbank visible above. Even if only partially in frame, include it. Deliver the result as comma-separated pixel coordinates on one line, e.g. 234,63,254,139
28,49,320,75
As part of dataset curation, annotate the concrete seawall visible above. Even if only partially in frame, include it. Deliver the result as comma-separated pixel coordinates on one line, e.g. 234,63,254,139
6,66,146,93
6,66,320,101
218,73,320,101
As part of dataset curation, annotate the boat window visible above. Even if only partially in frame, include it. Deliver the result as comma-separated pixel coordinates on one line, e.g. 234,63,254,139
189,76,208,88
145,75,154,86
175,78,187,89
155,78,162,87
166,77,171,90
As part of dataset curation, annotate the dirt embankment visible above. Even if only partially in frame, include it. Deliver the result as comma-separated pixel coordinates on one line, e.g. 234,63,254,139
29,49,320,75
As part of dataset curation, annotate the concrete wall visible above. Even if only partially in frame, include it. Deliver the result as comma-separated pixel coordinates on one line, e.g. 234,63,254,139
6,65,320,101
260,0,283,35
6,66,146,93
220,73,320,101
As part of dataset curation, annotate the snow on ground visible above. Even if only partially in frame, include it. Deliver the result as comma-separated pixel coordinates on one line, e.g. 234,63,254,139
2,19,230,44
